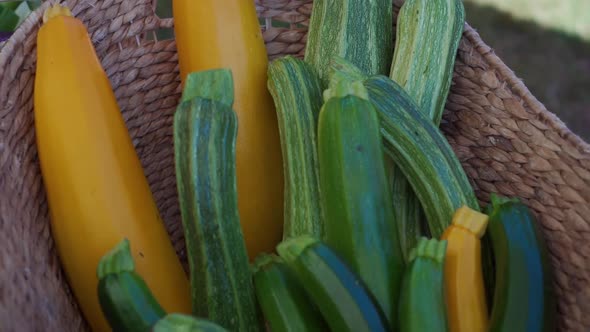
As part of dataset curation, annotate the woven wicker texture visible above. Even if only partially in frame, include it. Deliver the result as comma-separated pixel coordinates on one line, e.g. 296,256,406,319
0,0,589,331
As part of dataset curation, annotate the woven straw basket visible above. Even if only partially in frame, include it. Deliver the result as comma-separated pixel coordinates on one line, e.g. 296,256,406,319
0,0,589,331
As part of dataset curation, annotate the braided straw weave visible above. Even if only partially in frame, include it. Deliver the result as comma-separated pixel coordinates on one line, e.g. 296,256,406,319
0,0,588,331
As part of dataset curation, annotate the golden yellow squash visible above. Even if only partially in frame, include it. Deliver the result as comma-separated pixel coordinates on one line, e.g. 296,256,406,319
34,5,191,331
172,0,284,260
441,206,490,332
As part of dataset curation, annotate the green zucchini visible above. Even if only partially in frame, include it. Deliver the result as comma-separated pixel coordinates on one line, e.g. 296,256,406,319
399,237,449,332
96,239,166,332
390,0,465,124
318,81,403,329
252,254,326,332
153,314,228,332
267,56,323,239
174,69,262,331
486,195,556,332
277,236,388,332
304,0,393,87
389,0,466,263
363,74,479,237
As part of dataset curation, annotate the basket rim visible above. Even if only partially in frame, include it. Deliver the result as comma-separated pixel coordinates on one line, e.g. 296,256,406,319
2,1,588,157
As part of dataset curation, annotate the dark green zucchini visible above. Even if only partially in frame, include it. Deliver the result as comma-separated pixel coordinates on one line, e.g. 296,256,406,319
252,254,326,332
267,56,324,239
318,80,403,329
277,236,388,332
153,314,228,332
399,237,449,332
174,69,262,331
96,239,165,332
486,195,556,332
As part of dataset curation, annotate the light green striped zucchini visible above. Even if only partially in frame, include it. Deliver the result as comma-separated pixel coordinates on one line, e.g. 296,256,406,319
174,69,262,332
267,56,323,240
304,0,393,87
364,74,479,238
389,0,466,261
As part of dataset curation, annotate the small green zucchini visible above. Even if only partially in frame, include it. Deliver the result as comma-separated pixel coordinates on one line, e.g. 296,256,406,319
304,0,393,86
174,69,262,332
96,239,166,332
486,195,556,332
252,254,326,332
277,236,388,332
399,237,449,332
153,314,228,332
318,79,403,329
267,56,324,239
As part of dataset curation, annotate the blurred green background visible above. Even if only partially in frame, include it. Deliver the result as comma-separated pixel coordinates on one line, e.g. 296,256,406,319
3,0,589,140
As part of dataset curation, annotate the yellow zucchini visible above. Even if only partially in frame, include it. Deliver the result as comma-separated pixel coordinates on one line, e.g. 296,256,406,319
172,0,284,260
34,5,191,331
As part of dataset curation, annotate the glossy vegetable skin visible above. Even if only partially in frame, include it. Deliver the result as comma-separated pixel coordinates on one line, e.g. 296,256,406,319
172,0,284,260
441,206,489,332
34,6,190,331
487,195,556,332
318,84,403,329
278,237,388,332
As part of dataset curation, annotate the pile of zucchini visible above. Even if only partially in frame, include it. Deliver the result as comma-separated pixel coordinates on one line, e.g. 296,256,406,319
94,0,556,331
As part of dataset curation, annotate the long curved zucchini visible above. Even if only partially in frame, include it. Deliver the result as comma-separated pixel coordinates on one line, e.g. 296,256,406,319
174,69,262,331
486,195,556,332
363,75,479,237
267,56,324,239
277,236,388,332
252,254,326,332
304,0,393,86
317,82,403,328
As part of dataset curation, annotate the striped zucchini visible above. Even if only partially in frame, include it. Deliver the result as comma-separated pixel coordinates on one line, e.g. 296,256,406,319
267,56,323,239
304,0,393,87
174,69,262,331
364,75,479,238
252,254,326,332
390,0,465,123
399,238,449,332
277,236,388,332
389,0,467,262
318,81,403,329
